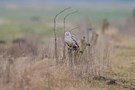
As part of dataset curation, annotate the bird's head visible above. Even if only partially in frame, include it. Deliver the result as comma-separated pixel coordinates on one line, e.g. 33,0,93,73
65,32,71,37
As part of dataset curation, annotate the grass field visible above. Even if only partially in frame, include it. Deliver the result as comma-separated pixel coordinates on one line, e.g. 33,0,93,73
0,6,133,41
0,5,135,90
0,33,135,90
112,36,135,78
0,6,132,23
0,23,64,41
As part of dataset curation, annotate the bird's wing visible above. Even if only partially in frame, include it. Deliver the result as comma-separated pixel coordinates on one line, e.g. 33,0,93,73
71,35,77,41
71,35,79,47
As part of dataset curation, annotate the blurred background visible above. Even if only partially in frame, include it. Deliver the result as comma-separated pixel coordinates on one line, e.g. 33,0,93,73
0,0,135,41
0,0,135,90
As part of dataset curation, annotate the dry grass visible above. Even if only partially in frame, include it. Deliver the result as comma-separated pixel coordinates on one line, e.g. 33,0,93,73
0,32,135,90
111,36,135,79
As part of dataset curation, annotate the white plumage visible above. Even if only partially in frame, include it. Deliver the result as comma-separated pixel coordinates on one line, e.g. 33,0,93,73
65,32,79,50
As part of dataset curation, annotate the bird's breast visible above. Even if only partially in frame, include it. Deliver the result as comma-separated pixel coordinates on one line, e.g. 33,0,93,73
65,37,73,45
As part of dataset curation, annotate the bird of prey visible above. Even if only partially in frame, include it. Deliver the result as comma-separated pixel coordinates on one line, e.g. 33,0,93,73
65,32,79,50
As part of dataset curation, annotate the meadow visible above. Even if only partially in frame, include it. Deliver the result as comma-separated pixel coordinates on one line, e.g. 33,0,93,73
0,6,135,90
0,6,132,22
0,6,133,40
